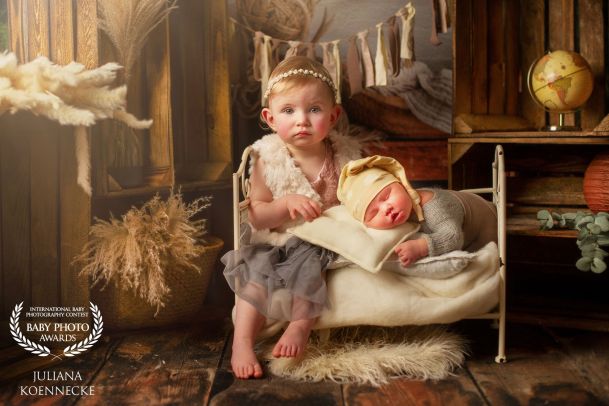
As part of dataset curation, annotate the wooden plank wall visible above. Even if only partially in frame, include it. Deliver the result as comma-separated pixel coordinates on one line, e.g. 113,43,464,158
454,0,608,131
0,0,96,319
169,0,232,183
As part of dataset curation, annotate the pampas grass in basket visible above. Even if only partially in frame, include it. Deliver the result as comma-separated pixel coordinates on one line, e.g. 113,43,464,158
75,193,224,330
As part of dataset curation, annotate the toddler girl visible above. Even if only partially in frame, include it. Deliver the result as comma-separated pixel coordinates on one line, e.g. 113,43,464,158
337,155,497,266
222,56,361,379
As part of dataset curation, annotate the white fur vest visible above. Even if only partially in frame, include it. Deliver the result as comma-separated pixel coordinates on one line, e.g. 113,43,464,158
249,130,362,246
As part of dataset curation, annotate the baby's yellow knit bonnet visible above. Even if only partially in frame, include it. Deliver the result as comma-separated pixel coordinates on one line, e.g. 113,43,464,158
337,155,424,223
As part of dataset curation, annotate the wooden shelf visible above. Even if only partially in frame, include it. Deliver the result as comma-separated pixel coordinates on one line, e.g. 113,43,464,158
508,308,609,332
454,130,609,137
450,133,609,145
507,215,578,238
93,180,231,201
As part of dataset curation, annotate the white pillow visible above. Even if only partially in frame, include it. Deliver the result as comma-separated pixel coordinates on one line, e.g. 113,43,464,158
383,249,481,279
288,205,419,273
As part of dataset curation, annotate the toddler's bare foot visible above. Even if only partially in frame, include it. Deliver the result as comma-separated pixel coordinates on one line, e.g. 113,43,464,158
231,338,263,379
272,319,314,358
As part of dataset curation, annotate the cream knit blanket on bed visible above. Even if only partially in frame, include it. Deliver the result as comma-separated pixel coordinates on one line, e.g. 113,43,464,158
254,242,500,337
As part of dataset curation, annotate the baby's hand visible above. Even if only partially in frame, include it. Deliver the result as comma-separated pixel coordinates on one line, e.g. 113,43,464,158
394,239,427,267
284,194,321,222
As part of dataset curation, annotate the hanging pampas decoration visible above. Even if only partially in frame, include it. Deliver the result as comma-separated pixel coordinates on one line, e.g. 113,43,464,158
0,51,152,195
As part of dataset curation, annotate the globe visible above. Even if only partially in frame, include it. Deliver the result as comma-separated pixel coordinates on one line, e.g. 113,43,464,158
528,50,594,129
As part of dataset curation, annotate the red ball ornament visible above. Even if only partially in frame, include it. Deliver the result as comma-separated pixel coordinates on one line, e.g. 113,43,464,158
583,152,609,213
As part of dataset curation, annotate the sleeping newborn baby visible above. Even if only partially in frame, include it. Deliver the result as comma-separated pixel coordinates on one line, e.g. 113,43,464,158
337,155,497,267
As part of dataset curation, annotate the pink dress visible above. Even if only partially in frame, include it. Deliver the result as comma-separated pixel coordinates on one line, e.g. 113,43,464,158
309,141,340,210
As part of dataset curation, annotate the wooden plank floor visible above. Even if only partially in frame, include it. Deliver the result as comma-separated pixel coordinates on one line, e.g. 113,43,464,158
1,316,609,405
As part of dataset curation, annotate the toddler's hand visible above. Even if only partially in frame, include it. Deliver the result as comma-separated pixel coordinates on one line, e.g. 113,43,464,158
284,194,321,222
395,239,427,267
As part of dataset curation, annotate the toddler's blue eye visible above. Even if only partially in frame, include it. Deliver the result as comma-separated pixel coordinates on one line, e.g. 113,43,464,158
310,107,321,113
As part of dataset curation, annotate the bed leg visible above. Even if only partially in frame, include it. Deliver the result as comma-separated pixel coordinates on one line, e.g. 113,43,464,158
495,306,507,363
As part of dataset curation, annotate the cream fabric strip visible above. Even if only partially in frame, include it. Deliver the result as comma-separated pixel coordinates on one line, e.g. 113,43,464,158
374,23,388,86
429,0,450,45
357,30,375,88
321,42,334,79
321,41,342,104
331,40,342,103
388,15,401,77
439,0,450,32
260,34,273,104
346,36,363,96
430,0,441,45
305,43,315,59
271,38,282,65
75,125,91,196
285,40,301,58
252,31,264,81
398,4,416,64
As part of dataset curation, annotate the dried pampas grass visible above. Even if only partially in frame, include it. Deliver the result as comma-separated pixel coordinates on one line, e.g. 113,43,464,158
261,325,467,386
98,0,177,80
0,51,152,128
76,193,211,313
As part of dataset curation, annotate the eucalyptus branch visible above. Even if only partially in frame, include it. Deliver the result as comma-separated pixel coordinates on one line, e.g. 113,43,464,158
537,210,609,273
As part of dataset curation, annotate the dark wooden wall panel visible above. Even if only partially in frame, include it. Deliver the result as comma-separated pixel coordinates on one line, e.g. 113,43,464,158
453,0,472,117
29,0,59,307
0,119,31,314
519,0,546,128
505,0,520,116
487,0,506,114
548,0,575,127
471,0,488,114
170,1,207,166
145,19,174,186
579,0,606,131
57,0,92,308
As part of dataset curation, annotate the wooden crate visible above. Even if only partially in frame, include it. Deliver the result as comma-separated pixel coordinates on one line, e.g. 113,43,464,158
453,0,608,132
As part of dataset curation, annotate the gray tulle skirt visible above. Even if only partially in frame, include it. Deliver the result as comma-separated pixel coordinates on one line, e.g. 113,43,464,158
222,227,336,322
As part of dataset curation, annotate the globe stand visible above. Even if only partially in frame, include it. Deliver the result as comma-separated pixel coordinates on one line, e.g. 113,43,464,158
546,112,581,132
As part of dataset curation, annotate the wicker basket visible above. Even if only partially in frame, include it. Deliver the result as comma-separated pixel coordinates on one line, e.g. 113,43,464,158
91,236,224,330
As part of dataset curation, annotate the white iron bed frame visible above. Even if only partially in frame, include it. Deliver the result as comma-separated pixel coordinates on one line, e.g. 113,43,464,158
232,144,507,363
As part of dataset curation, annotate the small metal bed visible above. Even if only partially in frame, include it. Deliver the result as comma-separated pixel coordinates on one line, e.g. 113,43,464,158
232,144,507,363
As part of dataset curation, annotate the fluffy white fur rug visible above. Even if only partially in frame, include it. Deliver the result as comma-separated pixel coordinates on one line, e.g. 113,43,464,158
259,325,467,387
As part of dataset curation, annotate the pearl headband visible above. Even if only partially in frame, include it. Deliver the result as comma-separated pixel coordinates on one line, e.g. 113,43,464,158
263,68,339,104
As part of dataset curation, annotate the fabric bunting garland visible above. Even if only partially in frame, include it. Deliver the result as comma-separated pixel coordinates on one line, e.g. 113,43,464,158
346,37,363,95
375,23,389,86
234,2,424,103
357,30,376,89
398,3,416,63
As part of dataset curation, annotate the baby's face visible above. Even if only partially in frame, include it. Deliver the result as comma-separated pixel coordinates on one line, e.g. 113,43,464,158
363,182,413,229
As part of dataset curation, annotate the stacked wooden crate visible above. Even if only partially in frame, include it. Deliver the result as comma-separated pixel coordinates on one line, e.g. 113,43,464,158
451,0,609,328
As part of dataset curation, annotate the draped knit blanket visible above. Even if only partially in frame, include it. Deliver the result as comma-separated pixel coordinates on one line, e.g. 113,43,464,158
372,61,453,134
